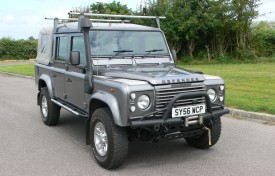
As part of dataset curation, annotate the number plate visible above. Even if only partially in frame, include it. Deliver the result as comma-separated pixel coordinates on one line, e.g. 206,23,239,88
172,104,206,118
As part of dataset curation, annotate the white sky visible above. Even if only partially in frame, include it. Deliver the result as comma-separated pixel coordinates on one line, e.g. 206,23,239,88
0,0,274,39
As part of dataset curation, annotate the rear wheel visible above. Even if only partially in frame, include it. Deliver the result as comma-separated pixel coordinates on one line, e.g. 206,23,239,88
90,108,128,169
39,87,60,126
185,117,221,149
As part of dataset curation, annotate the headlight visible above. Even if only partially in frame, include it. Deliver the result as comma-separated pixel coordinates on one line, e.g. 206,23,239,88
137,95,150,110
207,89,217,102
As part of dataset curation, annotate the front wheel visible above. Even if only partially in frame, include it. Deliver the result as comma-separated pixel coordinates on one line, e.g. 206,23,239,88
90,108,128,169
185,117,221,149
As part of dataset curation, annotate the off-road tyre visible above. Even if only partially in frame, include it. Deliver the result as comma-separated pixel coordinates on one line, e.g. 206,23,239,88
185,117,221,149
39,87,60,126
90,108,128,169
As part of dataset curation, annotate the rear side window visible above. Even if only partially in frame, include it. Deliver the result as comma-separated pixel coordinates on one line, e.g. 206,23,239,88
71,36,86,65
56,36,68,61
40,34,49,53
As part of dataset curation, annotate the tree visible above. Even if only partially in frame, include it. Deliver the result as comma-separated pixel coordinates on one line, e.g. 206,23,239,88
90,1,133,15
143,0,213,58
142,0,260,60
230,0,260,49
70,0,263,61
71,5,90,13
251,21,275,56
28,36,36,41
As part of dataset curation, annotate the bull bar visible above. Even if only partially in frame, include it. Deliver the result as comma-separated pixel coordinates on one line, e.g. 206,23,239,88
130,92,230,128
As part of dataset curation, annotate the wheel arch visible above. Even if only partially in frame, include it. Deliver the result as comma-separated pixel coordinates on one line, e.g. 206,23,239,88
38,74,54,98
89,91,122,126
86,92,122,145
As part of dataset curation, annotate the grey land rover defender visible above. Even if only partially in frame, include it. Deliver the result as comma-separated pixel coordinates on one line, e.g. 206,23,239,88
35,13,229,169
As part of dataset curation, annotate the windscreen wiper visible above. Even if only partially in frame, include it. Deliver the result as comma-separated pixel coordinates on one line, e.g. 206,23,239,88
145,49,163,56
113,50,133,57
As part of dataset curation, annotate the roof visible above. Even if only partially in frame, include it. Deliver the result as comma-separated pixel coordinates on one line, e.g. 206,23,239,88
56,22,159,33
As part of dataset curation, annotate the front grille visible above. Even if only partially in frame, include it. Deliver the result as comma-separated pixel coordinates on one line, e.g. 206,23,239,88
155,84,205,118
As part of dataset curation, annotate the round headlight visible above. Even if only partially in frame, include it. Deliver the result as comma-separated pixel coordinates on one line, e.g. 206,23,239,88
137,95,150,110
207,89,217,102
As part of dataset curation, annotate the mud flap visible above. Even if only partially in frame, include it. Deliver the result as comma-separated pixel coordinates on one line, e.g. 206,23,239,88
37,92,41,105
86,119,91,145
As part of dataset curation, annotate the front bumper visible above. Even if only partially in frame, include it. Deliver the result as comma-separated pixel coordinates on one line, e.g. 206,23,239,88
130,92,229,128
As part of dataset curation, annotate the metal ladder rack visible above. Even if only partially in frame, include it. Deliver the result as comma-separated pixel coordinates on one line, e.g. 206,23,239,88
68,12,166,28
45,12,166,32
45,17,130,23
45,17,131,33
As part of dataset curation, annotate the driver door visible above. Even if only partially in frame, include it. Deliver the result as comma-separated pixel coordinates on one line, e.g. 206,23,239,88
65,34,86,109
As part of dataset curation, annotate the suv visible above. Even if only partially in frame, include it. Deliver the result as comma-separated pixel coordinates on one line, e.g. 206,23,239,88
35,13,229,169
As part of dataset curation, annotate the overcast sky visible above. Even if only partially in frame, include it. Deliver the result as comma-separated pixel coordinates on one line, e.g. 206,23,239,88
0,0,274,39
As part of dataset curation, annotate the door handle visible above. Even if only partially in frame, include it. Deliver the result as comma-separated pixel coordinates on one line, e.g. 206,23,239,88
53,74,56,79
67,78,72,82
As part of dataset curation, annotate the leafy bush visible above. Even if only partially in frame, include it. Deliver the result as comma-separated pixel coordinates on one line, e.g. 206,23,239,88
251,22,275,57
233,47,257,62
0,37,37,60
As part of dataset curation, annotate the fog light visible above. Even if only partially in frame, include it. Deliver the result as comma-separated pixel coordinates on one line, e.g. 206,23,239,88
130,93,136,100
220,85,225,91
130,106,136,112
219,96,224,101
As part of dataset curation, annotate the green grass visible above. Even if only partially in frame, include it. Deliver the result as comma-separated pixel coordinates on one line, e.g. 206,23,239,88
179,63,275,115
0,62,274,115
0,64,35,77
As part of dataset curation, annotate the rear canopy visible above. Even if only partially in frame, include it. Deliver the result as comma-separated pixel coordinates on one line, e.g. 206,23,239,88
36,27,53,65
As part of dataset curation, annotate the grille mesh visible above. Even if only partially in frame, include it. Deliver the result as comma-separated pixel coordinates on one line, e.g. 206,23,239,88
155,84,205,118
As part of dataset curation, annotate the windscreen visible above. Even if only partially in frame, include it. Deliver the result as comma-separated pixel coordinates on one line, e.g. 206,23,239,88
89,30,169,57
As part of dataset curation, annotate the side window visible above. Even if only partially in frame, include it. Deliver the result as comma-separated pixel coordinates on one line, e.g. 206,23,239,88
71,36,86,65
56,36,68,62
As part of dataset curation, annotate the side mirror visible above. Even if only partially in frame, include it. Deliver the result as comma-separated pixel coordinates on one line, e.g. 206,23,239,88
70,51,80,65
171,49,177,62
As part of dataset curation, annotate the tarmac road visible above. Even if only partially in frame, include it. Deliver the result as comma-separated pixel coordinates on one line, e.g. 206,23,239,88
0,74,275,176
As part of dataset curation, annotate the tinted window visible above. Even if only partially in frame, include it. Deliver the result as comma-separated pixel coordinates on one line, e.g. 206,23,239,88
71,36,86,65
56,36,68,61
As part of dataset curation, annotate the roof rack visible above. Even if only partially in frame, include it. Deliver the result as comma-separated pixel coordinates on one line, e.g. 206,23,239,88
45,12,166,32
68,12,166,28
45,17,130,23
45,16,132,32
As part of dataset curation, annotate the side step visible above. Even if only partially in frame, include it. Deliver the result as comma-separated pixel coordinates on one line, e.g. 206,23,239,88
51,99,88,119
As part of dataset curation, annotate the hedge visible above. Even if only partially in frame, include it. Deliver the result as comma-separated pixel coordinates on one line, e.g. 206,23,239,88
0,37,37,60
